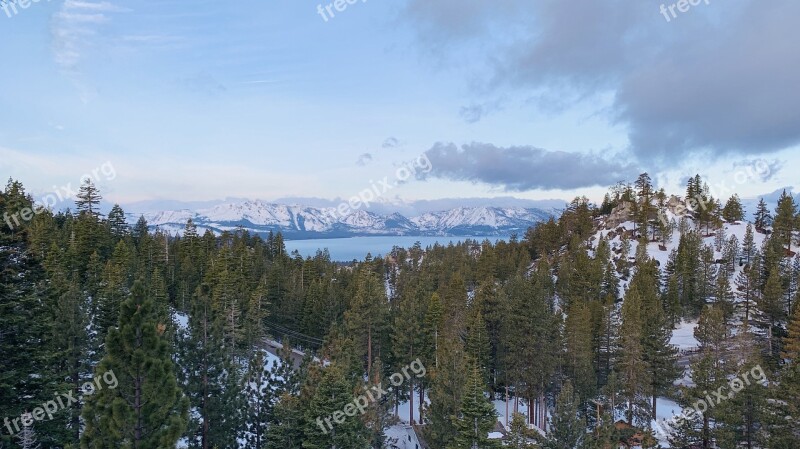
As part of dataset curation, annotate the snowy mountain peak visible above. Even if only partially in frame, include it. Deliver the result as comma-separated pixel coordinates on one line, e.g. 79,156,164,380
135,201,558,238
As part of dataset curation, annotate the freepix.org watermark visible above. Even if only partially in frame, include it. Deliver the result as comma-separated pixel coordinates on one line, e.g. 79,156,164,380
316,0,367,22
3,370,119,436
656,159,773,229
655,365,766,436
660,0,710,22
315,358,426,435
2,161,116,231
328,153,432,221
2,0,51,19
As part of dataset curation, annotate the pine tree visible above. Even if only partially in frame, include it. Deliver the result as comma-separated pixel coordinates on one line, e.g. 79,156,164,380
680,305,729,449
564,301,596,402
106,204,129,238
244,351,274,449
266,393,306,449
506,413,536,449
539,381,586,449
743,223,757,265
715,357,768,449
754,198,772,232
345,268,388,377
768,304,800,447
617,288,651,426
302,364,368,449
75,179,102,218
81,280,188,448
758,270,787,360
426,327,466,448
449,359,499,449
179,284,244,449
722,194,745,222
774,190,798,252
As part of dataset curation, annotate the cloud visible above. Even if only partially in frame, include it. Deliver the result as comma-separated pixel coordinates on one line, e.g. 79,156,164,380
356,153,373,166
382,137,401,149
732,159,784,182
459,99,503,124
402,0,800,166
421,142,637,191
50,1,129,102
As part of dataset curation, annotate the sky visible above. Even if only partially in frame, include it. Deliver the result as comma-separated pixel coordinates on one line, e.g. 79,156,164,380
0,0,798,212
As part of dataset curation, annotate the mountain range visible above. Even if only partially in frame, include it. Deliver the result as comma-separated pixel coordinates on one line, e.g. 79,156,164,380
134,200,560,239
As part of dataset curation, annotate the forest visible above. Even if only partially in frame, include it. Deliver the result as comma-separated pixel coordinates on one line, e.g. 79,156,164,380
1,173,799,449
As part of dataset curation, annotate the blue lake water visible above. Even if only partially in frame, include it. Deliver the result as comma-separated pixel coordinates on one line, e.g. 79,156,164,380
284,235,514,261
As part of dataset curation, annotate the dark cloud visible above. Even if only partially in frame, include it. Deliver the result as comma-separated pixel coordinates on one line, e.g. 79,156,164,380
421,142,637,191
403,0,800,165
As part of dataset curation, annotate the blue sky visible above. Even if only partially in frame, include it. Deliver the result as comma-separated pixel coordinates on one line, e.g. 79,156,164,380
0,0,797,210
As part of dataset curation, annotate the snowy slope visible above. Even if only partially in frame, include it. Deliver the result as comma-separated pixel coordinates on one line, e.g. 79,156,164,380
133,201,557,238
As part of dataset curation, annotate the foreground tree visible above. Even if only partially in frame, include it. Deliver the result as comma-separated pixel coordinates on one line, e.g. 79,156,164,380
539,381,587,449
81,280,188,448
449,359,499,449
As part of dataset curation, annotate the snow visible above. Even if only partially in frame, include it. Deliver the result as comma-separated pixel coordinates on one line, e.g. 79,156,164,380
172,311,189,330
136,201,554,237
670,320,699,351
384,424,422,449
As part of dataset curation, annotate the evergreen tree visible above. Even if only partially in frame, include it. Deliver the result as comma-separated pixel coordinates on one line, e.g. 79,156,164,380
774,190,798,252
81,280,188,448
743,223,757,265
722,194,745,222
179,284,244,449
107,204,129,238
506,413,536,449
617,288,651,426
75,179,102,218
677,306,729,449
768,304,800,447
302,364,368,449
758,270,787,359
449,359,499,449
539,381,586,449
244,351,274,449
754,198,772,231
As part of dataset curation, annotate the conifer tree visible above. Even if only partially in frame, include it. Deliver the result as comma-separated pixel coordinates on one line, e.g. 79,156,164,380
506,412,537,448
75,179,102,218
106,204,129,238
244,351,274,449
392,286,426,423
677,306,729,449
81,280,188,448
722,194,745,222
774,189,798,252
449,359,499,449
768,304,800,447
179,284,244,448
539,381,586,449
426,327,466,448
302,364,368,449
758,270,787,359
743,223,757,265
617,288,651,426
754,198,772,231
345,268,388,377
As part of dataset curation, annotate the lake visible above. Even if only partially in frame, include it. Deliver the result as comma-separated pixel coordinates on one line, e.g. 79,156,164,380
283,235,514,261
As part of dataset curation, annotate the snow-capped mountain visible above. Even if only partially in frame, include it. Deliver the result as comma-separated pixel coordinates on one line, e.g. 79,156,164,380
134,200,558,239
